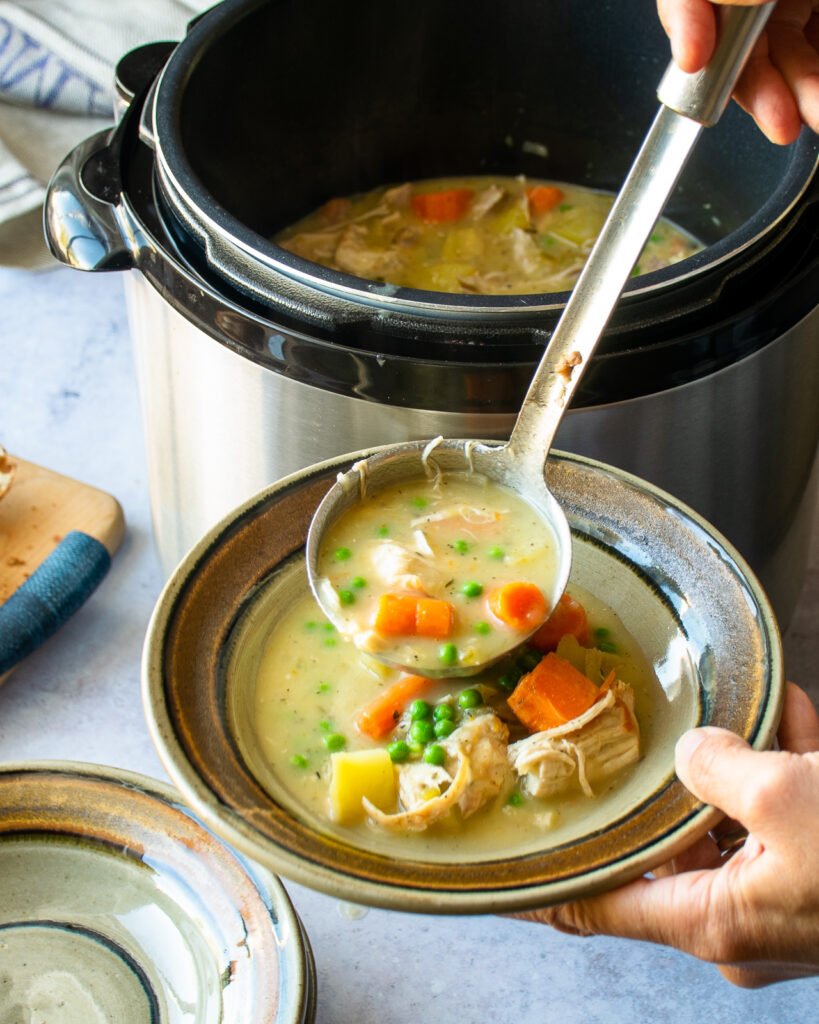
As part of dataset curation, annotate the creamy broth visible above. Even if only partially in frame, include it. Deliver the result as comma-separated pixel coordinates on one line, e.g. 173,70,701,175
315,472,560,669
248,569,667,861
275,174,702,295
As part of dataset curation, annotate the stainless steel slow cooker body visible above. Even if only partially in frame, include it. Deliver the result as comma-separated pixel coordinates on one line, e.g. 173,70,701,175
45,0,819,625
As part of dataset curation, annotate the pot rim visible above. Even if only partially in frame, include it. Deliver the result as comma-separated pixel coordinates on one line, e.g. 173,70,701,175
150,0,819,321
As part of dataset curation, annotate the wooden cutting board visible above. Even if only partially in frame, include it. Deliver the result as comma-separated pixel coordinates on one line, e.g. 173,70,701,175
0,455,125,680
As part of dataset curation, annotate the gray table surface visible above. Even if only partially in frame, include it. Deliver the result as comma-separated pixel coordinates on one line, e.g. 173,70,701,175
1,265,817,1023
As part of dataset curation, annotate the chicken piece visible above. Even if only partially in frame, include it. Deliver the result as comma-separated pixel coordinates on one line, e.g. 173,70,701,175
363,752,471,831
279,228,343,264
383,183,412,209
369,540,448,595
441,713,512,817
334,223,404,280
471,184,506,220
508,681,640,799
363,713,511,831
510,227,545,277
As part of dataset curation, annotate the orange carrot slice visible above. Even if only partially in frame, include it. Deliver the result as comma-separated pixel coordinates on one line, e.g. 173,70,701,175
415,597,455,638
355,674,434,739
508,653,599,732
411,188,473,223
373,594,418,636
530,592,589,651
526,184,564,216
488,581,548,632
373,593,455,639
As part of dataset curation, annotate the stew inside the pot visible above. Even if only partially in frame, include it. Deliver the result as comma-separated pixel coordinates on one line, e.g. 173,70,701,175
275,175,702,294
252,570,655,856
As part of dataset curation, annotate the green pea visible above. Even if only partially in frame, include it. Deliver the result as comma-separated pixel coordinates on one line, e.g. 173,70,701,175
432,703,455,721
407,737,426,754
411,496,428,510
322,637,338,648
497,674,517,693
335,547,352,561
409,699,432,721
474,621,491,636
290,754,309,769
488,546,505,560
387,740,410,763
457,688,483,710
433,719,456,740
598,640,618,654
594,626,611,640
322,623,336,632
409,720,435,744
304,620,319,632
453,539,471,554
376,524,390,537
423,744,447,767
506,790,524,807
517,648,542,671
438,643,459,667
351,576,367,589
319,718,332,732
338,588,355,605
316,682,331,695
650,232,661,244
461,581,484,599
323,732,346,752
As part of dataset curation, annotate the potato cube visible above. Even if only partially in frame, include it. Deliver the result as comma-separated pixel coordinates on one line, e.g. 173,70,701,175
328,749,397,824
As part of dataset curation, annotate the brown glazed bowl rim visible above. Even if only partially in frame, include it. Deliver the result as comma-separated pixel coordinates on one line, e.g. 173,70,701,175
0,760,316,1021
142,447,783,914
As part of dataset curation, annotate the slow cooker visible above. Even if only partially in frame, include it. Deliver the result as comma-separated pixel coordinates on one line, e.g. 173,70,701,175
44,0,819,625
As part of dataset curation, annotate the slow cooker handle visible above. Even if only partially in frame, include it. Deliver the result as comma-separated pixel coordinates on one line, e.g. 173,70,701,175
44,128,135,273
44,42,177,273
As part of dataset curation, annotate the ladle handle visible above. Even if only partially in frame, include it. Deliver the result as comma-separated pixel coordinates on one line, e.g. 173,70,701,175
505,1,774,478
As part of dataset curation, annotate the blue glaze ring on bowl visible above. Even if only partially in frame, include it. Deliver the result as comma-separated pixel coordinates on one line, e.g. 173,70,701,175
143,447,784,915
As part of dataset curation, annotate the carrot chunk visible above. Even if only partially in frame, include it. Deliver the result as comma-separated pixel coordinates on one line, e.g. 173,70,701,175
488,581,548,632
526,184,564,216
374,594,418,636
411,188,473,223
508,653,599,732
530,592,589,651
355,674,434,739
415,597,455,638
374,593,455,639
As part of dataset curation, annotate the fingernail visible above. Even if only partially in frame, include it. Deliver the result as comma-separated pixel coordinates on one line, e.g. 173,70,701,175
675,728,706,767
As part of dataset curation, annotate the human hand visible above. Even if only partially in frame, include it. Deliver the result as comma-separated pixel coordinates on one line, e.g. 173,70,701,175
514,682,819,988
658,0,819,143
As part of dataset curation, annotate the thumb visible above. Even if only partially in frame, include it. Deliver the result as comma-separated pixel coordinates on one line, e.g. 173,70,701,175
674,726,779,830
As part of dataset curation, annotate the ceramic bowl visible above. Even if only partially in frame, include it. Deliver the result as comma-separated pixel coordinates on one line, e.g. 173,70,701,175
143,448,783,914
0,762,316,1022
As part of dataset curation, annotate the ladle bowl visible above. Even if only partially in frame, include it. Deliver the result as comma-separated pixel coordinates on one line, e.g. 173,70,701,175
304,436,573,678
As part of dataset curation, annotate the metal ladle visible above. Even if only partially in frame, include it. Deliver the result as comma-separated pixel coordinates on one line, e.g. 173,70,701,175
306,3,774,677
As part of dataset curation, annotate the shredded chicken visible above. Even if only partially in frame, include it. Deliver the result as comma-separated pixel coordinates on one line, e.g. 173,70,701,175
334,223,405,280
364,713,511,831
369,540,448,595
508,681,640,799
471,184,506,220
